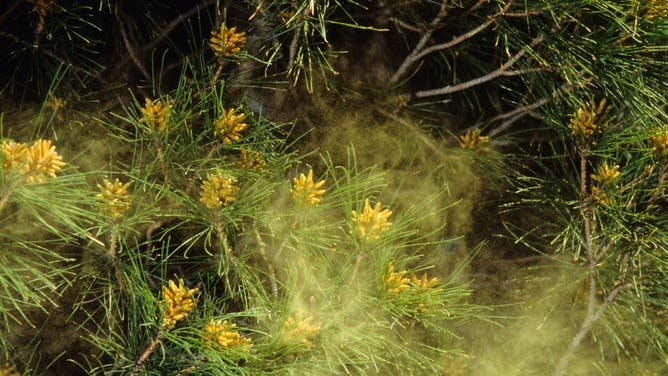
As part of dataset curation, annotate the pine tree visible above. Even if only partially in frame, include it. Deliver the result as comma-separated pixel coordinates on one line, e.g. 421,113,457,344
0,1,666,375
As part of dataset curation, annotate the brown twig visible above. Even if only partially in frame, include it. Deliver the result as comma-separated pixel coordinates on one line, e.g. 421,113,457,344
648,163,667,204
132,330,163,375
463,0,490,16
347,251,366,286
286,12,307,76
214,215,235,261
391,17,423,33
254,228,278,298
402,34,544,101
0,31,105,83
144,219,165,287
115,2,151,83
212,61,225,84
113,0,215,84
552,148,595,376
389,0,450,85
552,282,631,376
0,0,22,29
108,230,129,294
552,147,629,376
486,73,588,137
389,0,521,85
142,0,217,54
274,216,299,260
504,10,546,17
406,0,516,72
146,220,164,254
0,180,19,215
486,93,553,137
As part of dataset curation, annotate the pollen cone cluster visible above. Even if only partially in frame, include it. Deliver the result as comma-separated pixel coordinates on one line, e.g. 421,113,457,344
210,24,246,58
199,174,239,210
290,169,326,206
591,163,620,185
385,263,443,313
236,148,267,170
569,99,607,141
1,139,65,183
590,185,611,206
385,262,410,294
46,92,67,111
139,98,172,132
0,363,20,376
1,141,29,175
352,199,392,240
214,108,247,144
30,0,55,36
411,272,441,290
160,278,199,330
281,314,321,347
651,130,668,158
458,128,490,151
96,178,132,219
645,0,668,20
590,162,620,207
203,319,252,349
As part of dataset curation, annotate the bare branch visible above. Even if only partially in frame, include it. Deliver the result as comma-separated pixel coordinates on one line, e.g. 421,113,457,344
391,17,423,33
287,6,313,76
143,0,217,54
648,163,667,204
254,228,278,298
596,282,633,319
504,10,545,17
552,282,631,376
412,1,515,64
390,0,517,85
114,0,215,79
486,82,571,137
553,145,631,376
500,68,544,76
388,0,450,85
485,73,588,137
463,0,490,16
491,111,540,137
0,30,106,83
0,0,22,29
287,22,303,74
133,331,164,375
404,34,544,100
115,2,151,82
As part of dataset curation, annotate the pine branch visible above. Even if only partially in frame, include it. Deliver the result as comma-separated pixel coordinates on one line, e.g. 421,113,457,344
115,2,151,82
287,6,313,76
391,18,423,33
132,331,163,375
552,281,631,376
254,228,278,298
486,80,570,137
388,0,450,85
0,31,103,81
409,1,516,68
401,34,544,101
0,0,22,29
552,147,630,376
142,0,217,54
389,0,518,85
108,230,129,294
